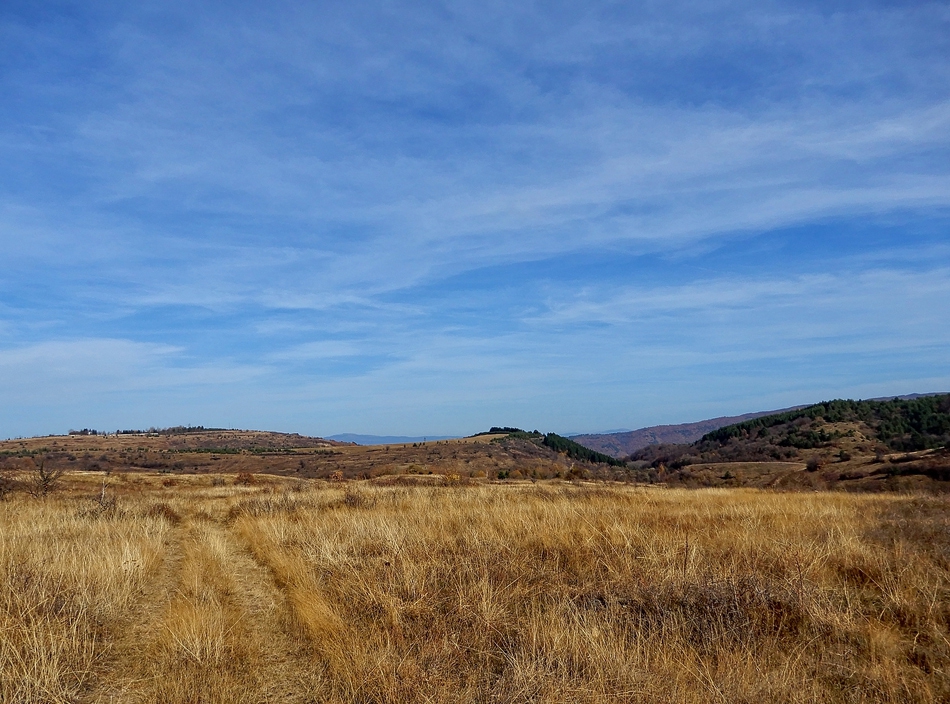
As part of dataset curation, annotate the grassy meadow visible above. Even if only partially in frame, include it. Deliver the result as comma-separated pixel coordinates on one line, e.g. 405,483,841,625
2,473,949,703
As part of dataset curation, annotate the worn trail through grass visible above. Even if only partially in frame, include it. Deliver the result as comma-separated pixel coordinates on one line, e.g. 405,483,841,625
89,495,326,703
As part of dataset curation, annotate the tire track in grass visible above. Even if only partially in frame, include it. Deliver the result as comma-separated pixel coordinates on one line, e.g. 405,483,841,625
199,515,329,702
230,509,365,699
115,513,255,702
84,505,189,704
95,493,330,703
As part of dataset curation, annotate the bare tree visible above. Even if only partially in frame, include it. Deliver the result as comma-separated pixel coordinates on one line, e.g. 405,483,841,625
28,457,65,498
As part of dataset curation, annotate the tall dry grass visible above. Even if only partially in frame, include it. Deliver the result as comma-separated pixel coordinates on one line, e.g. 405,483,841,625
1,476,948,702
0,488,171,703
233,485,950,703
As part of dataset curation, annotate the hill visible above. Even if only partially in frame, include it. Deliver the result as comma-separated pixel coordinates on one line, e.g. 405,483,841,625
0,426,626,483
627,394,950,491
4,401,949,492
570,408,801,458
572,393,947,458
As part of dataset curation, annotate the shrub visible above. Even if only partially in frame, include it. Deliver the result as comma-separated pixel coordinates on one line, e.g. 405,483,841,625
0,472,16,500
27,458,65,497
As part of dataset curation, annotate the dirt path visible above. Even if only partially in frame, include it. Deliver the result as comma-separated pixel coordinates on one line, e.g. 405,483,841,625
198,515,327,702
85,498,326,703
84,509,188,704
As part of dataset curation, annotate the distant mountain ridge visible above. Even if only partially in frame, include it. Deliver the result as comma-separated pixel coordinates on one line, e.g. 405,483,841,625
571,408,802,458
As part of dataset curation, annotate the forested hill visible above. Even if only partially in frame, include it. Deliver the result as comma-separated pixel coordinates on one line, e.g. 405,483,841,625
485,429,626,467
630,394,950,466
702,395,950,450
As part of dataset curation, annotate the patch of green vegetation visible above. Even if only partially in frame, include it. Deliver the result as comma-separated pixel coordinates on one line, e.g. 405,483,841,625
484,428,623,467
471,426,538,437
541,433,626,467
779,428,838,449
0,447,51,458
492,430,543,442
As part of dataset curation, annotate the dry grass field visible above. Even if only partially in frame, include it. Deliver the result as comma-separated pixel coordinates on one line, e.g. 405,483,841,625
2,473,949,703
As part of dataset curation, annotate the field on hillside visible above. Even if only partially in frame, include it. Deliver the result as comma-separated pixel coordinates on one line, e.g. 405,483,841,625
2,474,949,703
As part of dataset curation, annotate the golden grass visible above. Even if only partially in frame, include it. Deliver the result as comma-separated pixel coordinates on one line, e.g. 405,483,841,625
2,476,949,702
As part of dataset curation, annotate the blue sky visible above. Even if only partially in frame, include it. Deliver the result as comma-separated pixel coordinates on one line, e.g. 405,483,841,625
1,0,949,438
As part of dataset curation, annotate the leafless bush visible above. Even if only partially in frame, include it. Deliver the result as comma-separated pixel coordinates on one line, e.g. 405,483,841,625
0,472,16,500
27,458,65,497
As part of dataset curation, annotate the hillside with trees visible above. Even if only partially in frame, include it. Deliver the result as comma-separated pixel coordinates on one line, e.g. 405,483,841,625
570,408,801,458
627,395,950,490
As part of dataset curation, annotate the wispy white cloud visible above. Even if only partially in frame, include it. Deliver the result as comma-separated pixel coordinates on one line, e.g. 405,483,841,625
532,267,950,352
0,339,264,398
5,4,950,297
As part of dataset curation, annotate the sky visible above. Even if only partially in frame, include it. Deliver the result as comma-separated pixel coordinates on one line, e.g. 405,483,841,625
1,0,949,438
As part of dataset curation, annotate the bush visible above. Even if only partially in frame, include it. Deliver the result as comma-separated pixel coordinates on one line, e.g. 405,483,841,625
0,472,16,500
28,458,64,497
805,457,823,472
